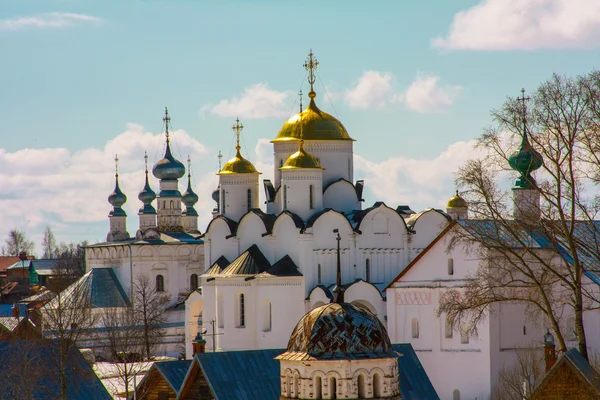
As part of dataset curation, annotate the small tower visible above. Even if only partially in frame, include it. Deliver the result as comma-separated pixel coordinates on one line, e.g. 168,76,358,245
136,152,159,240
192,331,207,355
182,156,200,234
446,190,468,220
152,107,186,232
279,91,324,221
107,155,130,242
508,89,543,224
543,329,557,372
217,118,261,222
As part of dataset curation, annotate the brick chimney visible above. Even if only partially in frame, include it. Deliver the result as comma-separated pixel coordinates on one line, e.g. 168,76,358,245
544,329,557,372
12,304,19,319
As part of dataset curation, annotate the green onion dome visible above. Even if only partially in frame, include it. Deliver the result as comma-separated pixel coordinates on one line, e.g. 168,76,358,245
508,134,543,189
447,191,467,209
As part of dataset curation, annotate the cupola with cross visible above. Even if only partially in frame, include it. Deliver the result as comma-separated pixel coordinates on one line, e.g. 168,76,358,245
136,151,159,240
152,107,185,232
508,89,543,223
271,50,355,189
182,156,200,234
107,155,131,242
217,118,261,222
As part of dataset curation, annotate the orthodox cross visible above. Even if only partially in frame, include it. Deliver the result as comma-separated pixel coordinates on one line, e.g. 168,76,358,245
299,89,303,112
303,49,319,96
217,150,223,170
114,154,119,177
232,118,244,150
163,106,171,141
518,88,530,134
144,151,149,174
187,155,192,179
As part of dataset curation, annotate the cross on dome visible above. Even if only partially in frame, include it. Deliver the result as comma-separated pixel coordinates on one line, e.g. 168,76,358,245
303,49,319,98
518,88,530,135
163,107,171,141
232,118,244,151
114,154,119,177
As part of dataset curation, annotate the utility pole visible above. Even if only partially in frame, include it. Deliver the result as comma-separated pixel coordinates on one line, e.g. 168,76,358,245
203,320,224,352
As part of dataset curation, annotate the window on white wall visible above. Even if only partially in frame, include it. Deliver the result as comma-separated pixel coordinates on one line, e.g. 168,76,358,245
317,264,322,284
411,318,419,339
238,293,245,328
155,275,164,292
453,389,460,400
365,259,370,282
448,258,454,275
309,184,314,209
247,188,252,210
460,324,469,344
283,186,288,210
445,317,453,339
217,290,224,329
263,301,272,332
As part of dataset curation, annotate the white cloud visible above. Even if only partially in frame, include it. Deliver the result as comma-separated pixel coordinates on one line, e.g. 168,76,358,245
201,84,294,119
432,0,600,50
396,74,461,114
0,124,210,254
0,12,103,30
355,139,484,211
344,71,394,109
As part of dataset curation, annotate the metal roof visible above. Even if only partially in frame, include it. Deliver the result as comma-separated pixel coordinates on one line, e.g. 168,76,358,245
220,245,270,275
0,316,19,332
186,344,438,400
0,304,27,318
563,348,600,392
205,256,230,275
0,340,112,399
260,255,302,277
155,360,192,393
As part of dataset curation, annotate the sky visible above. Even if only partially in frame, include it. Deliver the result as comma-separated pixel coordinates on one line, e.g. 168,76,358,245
2,0,600,254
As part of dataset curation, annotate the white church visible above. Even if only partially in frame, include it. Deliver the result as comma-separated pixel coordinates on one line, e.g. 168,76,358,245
73,51,600,400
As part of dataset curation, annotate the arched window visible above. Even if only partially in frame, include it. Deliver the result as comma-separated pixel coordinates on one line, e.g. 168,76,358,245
329,377,337,400
170,200,174,208
365,259,370,282
453,389,461,400
217,290,224,329
460,324,469,344
315,376,322,399
411,318,419,338
283,185,288,210
357,374,366,398
309,184,314,209
284,375,291,397
292,373,299,397
448,258,454,275
263,301,272,332
222,189,226,213
190,274,198,291
523,325,527,335
156,275,164,292
445,316,453,339
373,374,381,397
238,293,245,328
317,264,322,285
247,188,252,210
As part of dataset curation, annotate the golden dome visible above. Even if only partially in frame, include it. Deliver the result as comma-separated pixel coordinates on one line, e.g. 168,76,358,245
218,148,260,175
280,140,323,170
272,97,354,142
447,191,467,208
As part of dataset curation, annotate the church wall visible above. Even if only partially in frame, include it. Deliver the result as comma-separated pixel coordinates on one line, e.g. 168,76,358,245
272,216,302,266
409,211,451,250
204,219,238,268
184,290,203,359
219,174,259,222
344,281,386,322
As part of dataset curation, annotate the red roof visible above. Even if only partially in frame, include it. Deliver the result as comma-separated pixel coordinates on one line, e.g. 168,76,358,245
0,257,20,273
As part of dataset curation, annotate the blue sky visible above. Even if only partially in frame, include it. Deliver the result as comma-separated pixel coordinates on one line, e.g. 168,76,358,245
2,0,600,253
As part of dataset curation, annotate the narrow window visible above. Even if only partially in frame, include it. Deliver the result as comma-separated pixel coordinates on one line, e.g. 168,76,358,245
317,264,322,285
523,325,527,335
285,375,290,397
217,290,224,329
373,374,381,397
365,259,370,282
293,373,299,397
453,389,461,400
239,293,245,327
347,157,351,180
247,188,252,210
309,184,314,209
357,374,366,398
263,301,272,332
190,274,198,291
222,189,226,212
448,258,454,275
330,377,337,400
411,318,419,338
279,159,283,168
156,275,164,292
283,185,288,210
445,317,453,339
315,377,322,399
170,200,174,208
460,325,469,344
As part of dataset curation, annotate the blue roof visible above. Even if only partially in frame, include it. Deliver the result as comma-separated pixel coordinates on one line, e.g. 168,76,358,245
155,360,193,392
0,303,27,318
0,340,111,399
393,343,439,400
188,344,438,400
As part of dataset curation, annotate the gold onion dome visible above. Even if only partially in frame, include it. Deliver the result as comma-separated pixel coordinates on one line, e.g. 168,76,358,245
218,148,260,175
273,96,353,142
447,190,467,209
280,140,323,170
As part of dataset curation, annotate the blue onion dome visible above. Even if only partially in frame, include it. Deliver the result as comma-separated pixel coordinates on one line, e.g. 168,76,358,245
211,187,220,203
152,140,186,180
182,177,199,207
278,302,396,361
138,171,156,204
508,133,543,189
108,175,127,207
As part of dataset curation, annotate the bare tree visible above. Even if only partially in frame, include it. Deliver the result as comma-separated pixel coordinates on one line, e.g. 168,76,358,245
2,228,35,257
99,306,146,399
42,274,98,400
491,348,545,400
134,273,170,360
42,226,58,259
438,71,600,360
51,241,87,292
